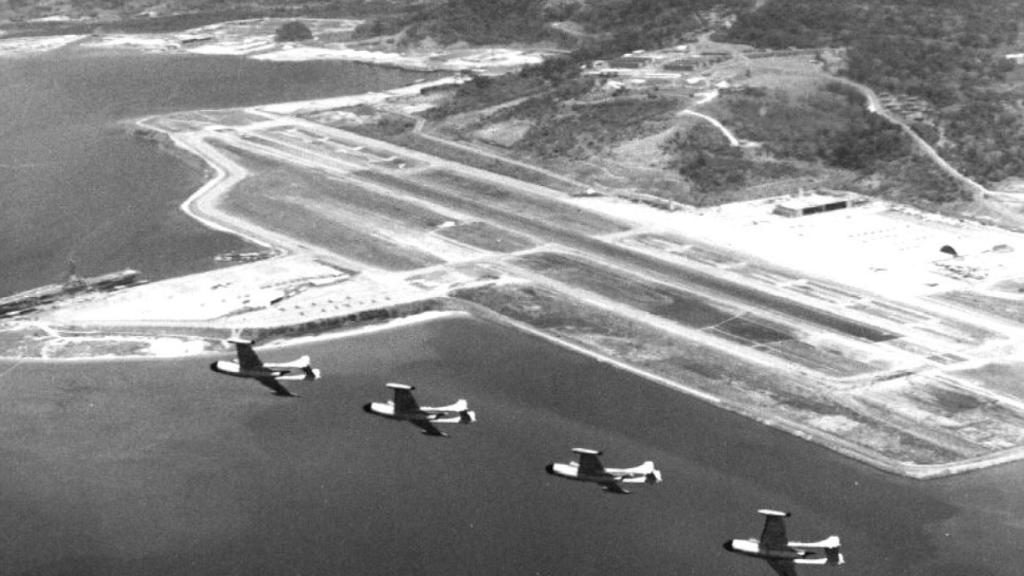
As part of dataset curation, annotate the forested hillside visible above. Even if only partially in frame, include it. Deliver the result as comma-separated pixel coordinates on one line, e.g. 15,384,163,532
726,0,1024,185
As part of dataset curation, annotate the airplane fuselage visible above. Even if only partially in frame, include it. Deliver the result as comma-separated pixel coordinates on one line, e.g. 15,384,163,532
546,462,615,483
724,538,844,565
210,360,284,379
724,539,804,560
545,462,661,484
363,401,467,423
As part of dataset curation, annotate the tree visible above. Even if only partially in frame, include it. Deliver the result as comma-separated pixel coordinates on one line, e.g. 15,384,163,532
275,21,313,43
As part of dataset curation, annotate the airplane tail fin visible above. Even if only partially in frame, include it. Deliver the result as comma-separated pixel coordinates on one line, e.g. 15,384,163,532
637,460,661,480
795,535,841,549
459,410,476,424
447,399,469,412
277,355,312,369
795,548,844,566
303,366,321,381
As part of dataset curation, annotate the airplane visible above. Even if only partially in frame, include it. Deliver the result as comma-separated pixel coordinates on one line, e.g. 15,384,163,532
545,448,662,494
210,338,321,397
724,509,845,576
363,383,476,437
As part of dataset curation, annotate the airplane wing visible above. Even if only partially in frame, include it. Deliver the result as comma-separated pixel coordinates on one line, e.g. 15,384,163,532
233,340,264,371
766,559,799,576
255,377,296,397
577,452,606,476
393,387,421,415
411,419,447,437
599,481,630,495
760,515,789,551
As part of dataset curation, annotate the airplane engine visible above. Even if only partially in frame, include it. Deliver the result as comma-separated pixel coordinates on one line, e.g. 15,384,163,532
364,402,394,416
545,462,577,479
210,360,239,375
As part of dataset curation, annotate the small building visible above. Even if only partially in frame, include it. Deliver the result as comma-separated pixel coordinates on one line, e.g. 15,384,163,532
772,192,860,218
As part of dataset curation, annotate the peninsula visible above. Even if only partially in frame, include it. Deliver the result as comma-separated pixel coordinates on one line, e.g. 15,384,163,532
4,8,1024,482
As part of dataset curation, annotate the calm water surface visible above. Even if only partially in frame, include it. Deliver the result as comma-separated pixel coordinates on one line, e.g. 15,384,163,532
0,316,1021,575
0,47,428,296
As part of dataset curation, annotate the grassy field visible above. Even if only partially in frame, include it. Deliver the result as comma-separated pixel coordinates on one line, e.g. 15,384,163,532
933,291,1024,325
218,145,445,271
347,126,588,195
353,168,628,238
418,170,627,235
452,282,969,466
512,251,876,376
436,222,536,253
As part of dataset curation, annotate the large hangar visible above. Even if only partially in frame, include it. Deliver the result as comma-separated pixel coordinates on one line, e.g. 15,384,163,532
772,191,864,218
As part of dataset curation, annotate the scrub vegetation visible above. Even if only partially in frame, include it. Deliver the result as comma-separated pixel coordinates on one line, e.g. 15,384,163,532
725,0,1024,186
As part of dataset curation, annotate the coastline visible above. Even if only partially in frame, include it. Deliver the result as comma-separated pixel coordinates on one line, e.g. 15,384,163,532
3,27,1024,482
458,300,1024,480
11,93,1020,480
0,309,468,364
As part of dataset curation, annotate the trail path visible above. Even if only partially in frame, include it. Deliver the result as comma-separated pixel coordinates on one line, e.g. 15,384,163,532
678,109,740,146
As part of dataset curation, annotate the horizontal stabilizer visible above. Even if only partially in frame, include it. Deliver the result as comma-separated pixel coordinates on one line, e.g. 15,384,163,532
228,337,255,345
434,399,468,413
572,447,602,456
278,368,321,382
386,382,415,391
757,509,791,517
791,535,841,549
273,355,311,369
794,550,844,566
460,410,476,424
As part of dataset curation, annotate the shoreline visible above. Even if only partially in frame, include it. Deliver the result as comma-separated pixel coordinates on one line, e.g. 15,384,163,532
458,300,1024,480
0,19,553,75
10,98,1021,481
3,34,1023,482
0,309,468,364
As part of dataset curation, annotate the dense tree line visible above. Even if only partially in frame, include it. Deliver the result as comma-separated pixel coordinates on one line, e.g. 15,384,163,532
662,123,747,197
375,0,551,45
571,0,746,50
275,20,312,42
717,84,909,171
508,96,679,160
660,122,803,203
725,0,1024,185
941,95,1024,183
425,55,591,120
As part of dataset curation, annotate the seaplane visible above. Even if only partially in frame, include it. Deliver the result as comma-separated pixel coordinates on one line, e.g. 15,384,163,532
724,509,845,576
210,338,321,397
363,383,476,437
545,448,662,494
